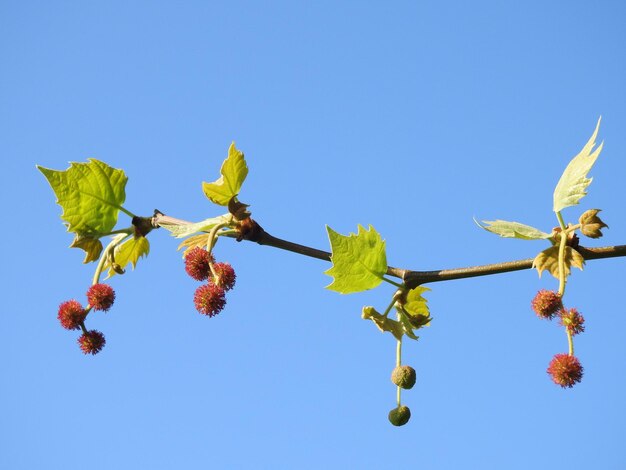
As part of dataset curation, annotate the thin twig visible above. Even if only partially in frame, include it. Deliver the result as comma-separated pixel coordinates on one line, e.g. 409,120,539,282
152,211,625,288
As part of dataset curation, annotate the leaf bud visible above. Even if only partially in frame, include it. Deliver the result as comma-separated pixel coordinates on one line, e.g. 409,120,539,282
549,226,579,248
579,209,608,238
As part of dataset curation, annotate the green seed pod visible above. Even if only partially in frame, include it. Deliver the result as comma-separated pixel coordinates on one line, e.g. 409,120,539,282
388,405,411,426
391,365,416,389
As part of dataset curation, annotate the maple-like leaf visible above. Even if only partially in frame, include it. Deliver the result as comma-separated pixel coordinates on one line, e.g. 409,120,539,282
533,245,585,279
202,142,249,206
324,225,387,294
69,234,104,264
37,159,128,235
104,236,150,279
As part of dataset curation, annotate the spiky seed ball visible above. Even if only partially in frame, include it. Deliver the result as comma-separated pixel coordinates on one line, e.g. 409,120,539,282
184,247,214,281
531,290,563,320
194,283,226,317
388,405,411,426
212,262,236,291
547,354,583,388
560,308,585,336
86,284,116,311
57,300,87,330
391,365,416,389
78,330,106,355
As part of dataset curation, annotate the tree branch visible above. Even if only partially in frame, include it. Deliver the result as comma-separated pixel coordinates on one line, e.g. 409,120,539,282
151,211,626,288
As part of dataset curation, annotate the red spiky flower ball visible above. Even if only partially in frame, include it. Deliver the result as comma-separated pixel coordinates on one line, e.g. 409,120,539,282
559,308,585,336
531,290,563,320
194,283,226,317
212,262,236,291
86,283,116,311
78,330,106,355
184,247,215,281
57,300,87,330
547,353,583,388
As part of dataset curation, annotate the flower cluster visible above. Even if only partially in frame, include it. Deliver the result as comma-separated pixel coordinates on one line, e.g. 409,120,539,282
547,354,583,388
56,283,116,355
531,290,586,388
184,247,236,317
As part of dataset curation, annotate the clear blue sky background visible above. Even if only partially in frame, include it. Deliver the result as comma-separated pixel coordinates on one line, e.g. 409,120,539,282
2,2,625,469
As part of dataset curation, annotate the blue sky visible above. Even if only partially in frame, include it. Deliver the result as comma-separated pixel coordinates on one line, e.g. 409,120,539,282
2,1,625,469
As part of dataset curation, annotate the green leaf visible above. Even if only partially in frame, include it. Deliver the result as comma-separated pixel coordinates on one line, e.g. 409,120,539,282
553,117,603,213
361,306,404,341
532,245,585,279
324,225,387,294
69,234,103,263
403,286,431,320
397,309,419,340
202,142,249,206
104,236,150,279
177,233,211,257
37,159,128,235
159,215,231,238
476,219,551,240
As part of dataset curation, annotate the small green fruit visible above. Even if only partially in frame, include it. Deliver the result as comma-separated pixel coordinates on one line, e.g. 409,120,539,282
388,405,411,426
391,365,416,389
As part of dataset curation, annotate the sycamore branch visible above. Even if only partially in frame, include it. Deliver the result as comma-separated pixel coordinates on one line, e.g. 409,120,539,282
151,212,626,289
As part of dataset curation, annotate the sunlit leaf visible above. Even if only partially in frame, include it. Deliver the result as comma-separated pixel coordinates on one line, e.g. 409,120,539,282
178,233,211,257
69,234,103,263
579,209,608,239
37,159,127,235
397,309,419,340
403,286,431,317
532,245,585,279
324,225,387,294
553,117,603,213
476,219,551,240
361,306,404,341
159,215,230,238
104,236,150,279
202,142,249,206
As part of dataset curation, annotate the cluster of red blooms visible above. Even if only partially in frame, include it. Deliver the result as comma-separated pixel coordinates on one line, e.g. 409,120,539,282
531,289,585,388
57,283,115,355
184,246,236,317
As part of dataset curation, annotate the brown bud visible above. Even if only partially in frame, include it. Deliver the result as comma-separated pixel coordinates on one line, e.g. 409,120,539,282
579,209,608,238
549,226,579,248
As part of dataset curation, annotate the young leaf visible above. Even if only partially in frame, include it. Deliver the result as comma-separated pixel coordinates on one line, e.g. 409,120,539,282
37,159,128,235
324,225,387,294
397,309,419,340
532,245,585,279
361,306,404,341
178,233,211,257
104,236,150,278
69,234,103,263
403,286,431,320
159,215,231,238
476,219,551,240
553,117,603,213
202,142,249,206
